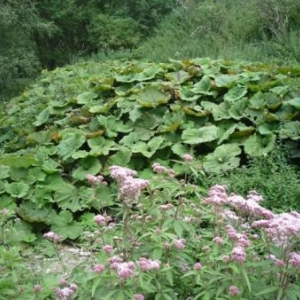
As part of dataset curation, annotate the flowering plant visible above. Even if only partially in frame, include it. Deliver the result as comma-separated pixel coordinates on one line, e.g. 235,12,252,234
6,156,300,299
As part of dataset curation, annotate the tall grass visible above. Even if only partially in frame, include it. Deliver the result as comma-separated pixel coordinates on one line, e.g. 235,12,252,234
135,0,300,64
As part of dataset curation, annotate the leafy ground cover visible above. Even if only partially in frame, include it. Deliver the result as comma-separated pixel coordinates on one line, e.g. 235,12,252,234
0,57,300,299
1,162,300,299
0,58,300,241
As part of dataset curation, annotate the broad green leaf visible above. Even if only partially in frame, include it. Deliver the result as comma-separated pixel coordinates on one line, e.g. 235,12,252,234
106,148,132,167
5,182,30,198
192,75,216,96
51,210,83,239
97,115,131,138
249,92,265,110
33,109,50,126
76,91,97,104
0,155,38,168
0,165,10,179
244,134,276,156
88,137,117,156
214,74,239,87
165,70,190,83
171,143,190,156
15,202,56,224
72,156,102,181
179,86,200,101
182,125,219,144
279,121,300,140
57,133,86,159
203,143,241,173
224,85,247,102
218,123,237,144
270,85,289,96
41,159,61,174
137,86,171,108
287,98,300,110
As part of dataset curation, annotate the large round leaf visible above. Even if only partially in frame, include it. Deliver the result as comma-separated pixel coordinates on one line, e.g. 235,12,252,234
137,86,171,108
203,144,241,173
182,125,219,144
244,134,276,156
5,182,30,198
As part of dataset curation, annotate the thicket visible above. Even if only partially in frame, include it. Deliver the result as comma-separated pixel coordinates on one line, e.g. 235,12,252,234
136,0,300,64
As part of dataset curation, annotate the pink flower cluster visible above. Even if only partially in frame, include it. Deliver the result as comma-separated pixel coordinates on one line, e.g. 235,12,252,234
252,211,300,246
134,294,145,300
55,283,77,300
94,213,112,226
138,257,161,271
228,285,240,296
93,264,105,274
152,163,176,177
43,231,61,242
227,193,274,220
108,255,135,280
86,174,107,185
203,184,227,207
109,166,149,205
182,154,193,162
174,238,186,250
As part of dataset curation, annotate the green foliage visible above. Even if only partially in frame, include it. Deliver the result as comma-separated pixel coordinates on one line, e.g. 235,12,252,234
0,0,53,88
207,146,300,211
0,58,300,230
135,0,300,64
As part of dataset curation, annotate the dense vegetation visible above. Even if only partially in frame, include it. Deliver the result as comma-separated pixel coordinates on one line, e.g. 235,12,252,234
1,1,300,299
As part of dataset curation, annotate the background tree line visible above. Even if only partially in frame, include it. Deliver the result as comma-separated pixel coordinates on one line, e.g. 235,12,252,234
1,0,300,101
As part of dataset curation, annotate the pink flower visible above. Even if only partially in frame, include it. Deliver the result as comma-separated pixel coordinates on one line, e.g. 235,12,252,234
109,166,137,183
103,244,114,254
94,214,112,226
60,278,68,286
152,163,169,174
213,236,224,245
55,287,75,299
174,238,186,250
222,255,230,263
93,264,105,274
182,154,193,162
203,185,228,206
111,261,135,280
86,174,106,185
134,294,145,300
34,284,41,293
138,257,161,271
231,246,246,264
69,283,78,291
289,252,300,268
193,262,202,270
43,231,61,242
228,285,240,296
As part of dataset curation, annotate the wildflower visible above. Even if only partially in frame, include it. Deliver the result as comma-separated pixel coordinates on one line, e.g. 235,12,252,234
103,244,114,254
55,287,75,299
193,262,202,270
152,163,169,174
34,284,41,293
222,255,230,263
93,264,105,274
182,153,193,162
228,285,240,296
86,174,107,185
174,238,186,250
138,257,161,271
134,294,145,300
111,261,135,279
109,166,137,183
119,177,149,204
69,283,78,291
60,278,68,286
94,214,112,226
231,246,246,264
203,184,228,206
213,236,224,245
43,231,61,242
159,203,174,211
289,252,300,268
